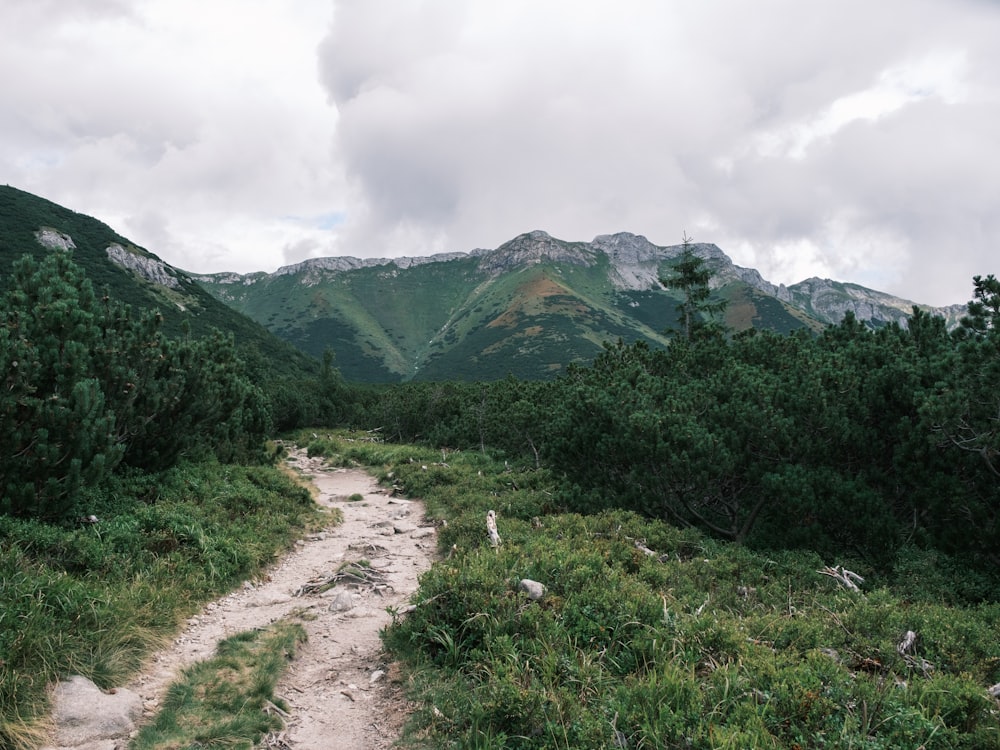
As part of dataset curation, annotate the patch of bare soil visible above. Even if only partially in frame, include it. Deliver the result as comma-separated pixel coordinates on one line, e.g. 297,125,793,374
60,448,436,749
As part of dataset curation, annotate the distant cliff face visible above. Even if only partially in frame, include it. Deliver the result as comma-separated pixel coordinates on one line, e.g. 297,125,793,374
784,277,966,329
192,230,968,383
106,243,182,290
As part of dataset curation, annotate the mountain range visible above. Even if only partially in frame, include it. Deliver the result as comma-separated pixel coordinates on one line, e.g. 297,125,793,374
193,229,967,382
0,186,969,383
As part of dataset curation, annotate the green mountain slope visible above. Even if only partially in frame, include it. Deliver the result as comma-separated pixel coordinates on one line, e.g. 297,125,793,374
0,185,318,379
195,231,842,382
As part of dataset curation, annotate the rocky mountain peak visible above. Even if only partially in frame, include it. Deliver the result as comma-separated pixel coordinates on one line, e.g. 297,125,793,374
476,230,598,275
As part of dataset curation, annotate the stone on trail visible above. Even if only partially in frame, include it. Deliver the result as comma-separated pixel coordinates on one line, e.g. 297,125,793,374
327,590,356,612
44,675,142,749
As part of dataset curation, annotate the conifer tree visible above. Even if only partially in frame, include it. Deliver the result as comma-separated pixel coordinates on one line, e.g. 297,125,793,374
0,252,119,518
1,251,269,518
927,274,1000,479
659,233,728,340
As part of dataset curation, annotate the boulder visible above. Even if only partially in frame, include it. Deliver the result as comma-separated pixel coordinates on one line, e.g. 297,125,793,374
45,675,142,749
517,579,546,601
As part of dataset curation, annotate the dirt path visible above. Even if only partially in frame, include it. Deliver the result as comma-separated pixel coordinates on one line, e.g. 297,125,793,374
55,448,436,749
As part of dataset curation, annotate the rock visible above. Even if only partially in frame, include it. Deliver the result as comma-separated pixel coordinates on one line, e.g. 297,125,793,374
45,675,142,748
35,228,76,252
106,244,182,289
327,590,356,612
517,579,546,601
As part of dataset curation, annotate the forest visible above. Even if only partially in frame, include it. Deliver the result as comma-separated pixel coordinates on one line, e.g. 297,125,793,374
2,247,1000,748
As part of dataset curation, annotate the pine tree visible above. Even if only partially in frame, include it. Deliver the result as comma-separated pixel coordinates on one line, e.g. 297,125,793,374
0,252,120,518
659,233,728,340
1,251,269,518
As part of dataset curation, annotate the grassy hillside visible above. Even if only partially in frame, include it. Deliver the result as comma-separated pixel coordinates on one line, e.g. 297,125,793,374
197,247,815,382
0,185,318,380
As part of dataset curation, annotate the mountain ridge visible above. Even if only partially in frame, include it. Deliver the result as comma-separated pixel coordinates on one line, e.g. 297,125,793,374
193,229,968,382
0,185,969,384
232,229,965,327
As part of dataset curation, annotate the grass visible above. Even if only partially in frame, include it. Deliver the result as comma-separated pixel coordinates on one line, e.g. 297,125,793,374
129,621,306,750
0,457,326,750
298,429,1000,750
5,429,999,749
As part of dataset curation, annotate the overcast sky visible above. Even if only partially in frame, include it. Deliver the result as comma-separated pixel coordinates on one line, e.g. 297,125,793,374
2,0,998,306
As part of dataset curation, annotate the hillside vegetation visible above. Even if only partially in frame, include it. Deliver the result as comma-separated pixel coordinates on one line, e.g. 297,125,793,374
0,185,319,381
0,186,368,430
303,431,1000,749
339,281,1000,577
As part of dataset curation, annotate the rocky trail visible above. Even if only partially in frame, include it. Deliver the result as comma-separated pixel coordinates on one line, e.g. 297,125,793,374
44,448,437,750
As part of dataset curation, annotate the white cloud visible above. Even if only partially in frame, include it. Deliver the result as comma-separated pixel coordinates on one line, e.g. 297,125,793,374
2,0,1000,306
751,51,969,160
0,0,342,274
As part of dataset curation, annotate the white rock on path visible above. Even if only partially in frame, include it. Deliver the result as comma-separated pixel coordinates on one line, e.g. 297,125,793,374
43,675,142,750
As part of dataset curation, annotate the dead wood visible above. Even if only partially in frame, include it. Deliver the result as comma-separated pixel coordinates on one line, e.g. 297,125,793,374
294,561,390,597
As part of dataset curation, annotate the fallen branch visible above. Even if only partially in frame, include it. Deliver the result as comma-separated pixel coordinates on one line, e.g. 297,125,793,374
294,561,389,597
817,565,865,592
632,538,672,563
263,700,290,719
634,540,657,557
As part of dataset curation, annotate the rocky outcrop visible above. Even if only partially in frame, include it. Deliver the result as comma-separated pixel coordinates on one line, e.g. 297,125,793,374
35,228,76,252
106,244,181,289
270,252,468,286
787,277,966,328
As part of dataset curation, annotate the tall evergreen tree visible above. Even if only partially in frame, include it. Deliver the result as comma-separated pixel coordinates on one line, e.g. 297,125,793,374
659,233,728,340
